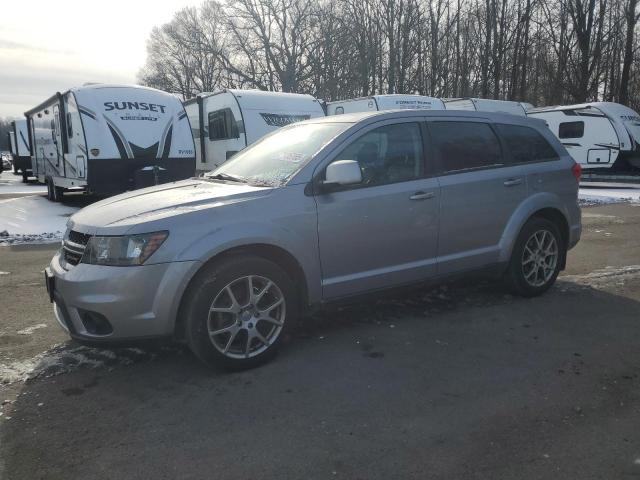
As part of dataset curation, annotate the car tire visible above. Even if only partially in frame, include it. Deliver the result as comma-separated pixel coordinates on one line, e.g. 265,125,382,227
184,254,298,370
505,217,564,297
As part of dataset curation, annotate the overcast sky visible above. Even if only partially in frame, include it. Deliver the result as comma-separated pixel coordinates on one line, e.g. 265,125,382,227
0,0,198,118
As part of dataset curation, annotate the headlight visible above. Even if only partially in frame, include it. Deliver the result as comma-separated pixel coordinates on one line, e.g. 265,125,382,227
82,231,168,266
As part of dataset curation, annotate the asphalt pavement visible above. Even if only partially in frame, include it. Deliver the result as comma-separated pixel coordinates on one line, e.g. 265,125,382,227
0,202,639,479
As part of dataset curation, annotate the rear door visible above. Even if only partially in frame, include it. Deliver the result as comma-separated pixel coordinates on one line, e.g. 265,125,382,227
429,119,528,274
315,119,440,298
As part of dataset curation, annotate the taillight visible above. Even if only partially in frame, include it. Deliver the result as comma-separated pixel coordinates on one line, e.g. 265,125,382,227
571,163,582,182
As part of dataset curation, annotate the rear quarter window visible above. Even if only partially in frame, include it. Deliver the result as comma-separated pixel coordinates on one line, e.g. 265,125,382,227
496,124,560,163
429,121,503,173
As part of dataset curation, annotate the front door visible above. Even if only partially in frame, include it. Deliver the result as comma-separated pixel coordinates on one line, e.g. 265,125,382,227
315,121,440,299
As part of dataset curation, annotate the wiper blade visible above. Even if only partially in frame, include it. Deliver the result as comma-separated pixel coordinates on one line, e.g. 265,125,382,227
205,173,248,183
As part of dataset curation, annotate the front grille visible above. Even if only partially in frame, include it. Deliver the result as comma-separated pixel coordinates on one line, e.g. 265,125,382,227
63,230,91,266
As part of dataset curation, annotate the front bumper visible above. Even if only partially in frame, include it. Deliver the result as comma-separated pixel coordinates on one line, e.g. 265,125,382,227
47,250,200,342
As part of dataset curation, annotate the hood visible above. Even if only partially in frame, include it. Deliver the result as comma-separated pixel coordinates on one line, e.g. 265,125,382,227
69,179,272,232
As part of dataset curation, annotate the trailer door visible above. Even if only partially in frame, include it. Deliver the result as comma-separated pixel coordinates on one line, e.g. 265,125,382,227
52,105,65,177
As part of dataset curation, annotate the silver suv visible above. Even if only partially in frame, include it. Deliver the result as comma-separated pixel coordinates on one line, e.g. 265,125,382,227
45,111,582,369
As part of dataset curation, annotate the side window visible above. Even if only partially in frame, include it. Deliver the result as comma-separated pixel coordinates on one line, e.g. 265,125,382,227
66,112,73,138
333,122,424,187
496,124,559,163
208,108,239,141
429,121,502,173
558,121,584,139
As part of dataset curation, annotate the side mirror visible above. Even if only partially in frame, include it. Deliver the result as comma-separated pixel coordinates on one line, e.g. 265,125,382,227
323,160,362,187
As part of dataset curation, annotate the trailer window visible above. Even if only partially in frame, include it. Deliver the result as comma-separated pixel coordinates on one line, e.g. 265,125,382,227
559,121,584,139
66,113,73,138
496,124,559,163
208,108,239,141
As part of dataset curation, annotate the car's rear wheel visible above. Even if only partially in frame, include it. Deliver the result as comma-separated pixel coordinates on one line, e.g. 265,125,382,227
505,217,564,297
184,255,297,370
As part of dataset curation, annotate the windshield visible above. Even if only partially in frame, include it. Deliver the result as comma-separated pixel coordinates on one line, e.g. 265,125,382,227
206,122,348,186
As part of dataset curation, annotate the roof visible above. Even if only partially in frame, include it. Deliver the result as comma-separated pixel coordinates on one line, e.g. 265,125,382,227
527,101,635,115
24,83,176,117
327,94,441,106
183,89,317,106
304,109,547,126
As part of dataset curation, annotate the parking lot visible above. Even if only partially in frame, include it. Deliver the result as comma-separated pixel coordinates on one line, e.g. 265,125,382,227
0,180,638,479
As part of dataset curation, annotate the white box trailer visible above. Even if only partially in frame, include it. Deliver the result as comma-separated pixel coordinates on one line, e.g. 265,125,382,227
10,119,32,180
443,98,531,116
7,130,16,169
25,84,196,201
184,89,325,172
528,102,640,171
326,94,445,115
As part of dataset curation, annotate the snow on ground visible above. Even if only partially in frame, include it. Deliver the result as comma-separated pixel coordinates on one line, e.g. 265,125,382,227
0,195,78,245
0,170,46,195
0,343,181,384
579,186,640,206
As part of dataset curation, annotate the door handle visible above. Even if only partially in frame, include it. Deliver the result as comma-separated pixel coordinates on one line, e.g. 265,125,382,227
409,191,435,200
503,178,523,187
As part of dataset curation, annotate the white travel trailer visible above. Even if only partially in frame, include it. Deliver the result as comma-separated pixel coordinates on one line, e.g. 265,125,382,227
528,102,640,170
444,98,531,116
326,94,445,115
7,130,16,168
25,84,195,201
10,119,32,180
184,89,325,172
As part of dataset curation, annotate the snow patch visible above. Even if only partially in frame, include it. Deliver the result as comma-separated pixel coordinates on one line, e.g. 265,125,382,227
0,170,47,195
579,187,640,206
0,195,78,246
562,265,640,287
16,323,48,335
0,343,181,384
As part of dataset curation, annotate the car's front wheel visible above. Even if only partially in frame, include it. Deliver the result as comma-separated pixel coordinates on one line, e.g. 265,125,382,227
184,255,297,370
505,217,564,297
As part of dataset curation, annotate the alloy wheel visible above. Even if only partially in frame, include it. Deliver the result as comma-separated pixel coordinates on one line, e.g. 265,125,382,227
207,275,286,359
521,229,558,287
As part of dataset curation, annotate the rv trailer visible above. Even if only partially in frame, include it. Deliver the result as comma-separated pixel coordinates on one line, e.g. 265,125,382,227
7,130,16,173
25,84,195,201
184,89,325,172
326,94,445,115
443,98,530,116
10,119,32,180
527,102,640,171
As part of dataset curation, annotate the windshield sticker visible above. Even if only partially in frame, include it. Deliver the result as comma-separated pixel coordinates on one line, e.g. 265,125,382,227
260,113,310,127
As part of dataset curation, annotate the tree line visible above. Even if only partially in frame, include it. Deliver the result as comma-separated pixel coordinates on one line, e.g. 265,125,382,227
107,0,640,112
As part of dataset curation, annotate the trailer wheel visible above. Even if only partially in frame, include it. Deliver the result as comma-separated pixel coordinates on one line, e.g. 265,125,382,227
46,178,53,200
51,184,64,202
